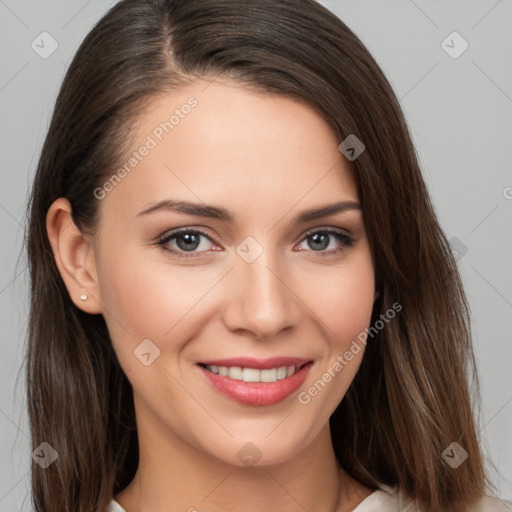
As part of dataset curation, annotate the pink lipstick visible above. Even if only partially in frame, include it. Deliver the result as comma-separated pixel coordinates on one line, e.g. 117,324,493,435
197,356,313,406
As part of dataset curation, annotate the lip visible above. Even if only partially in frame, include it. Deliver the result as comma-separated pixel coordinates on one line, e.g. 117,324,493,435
197,359,314,407
198,356,311,369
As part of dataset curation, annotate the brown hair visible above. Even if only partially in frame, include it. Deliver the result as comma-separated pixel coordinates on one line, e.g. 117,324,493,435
25,0,492,510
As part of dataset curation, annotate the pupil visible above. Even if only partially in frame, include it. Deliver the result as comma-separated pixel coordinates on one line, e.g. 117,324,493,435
178,233,200,251
310,233,328,251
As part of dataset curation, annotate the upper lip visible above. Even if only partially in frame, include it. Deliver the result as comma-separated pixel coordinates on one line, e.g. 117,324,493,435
198,357,312,370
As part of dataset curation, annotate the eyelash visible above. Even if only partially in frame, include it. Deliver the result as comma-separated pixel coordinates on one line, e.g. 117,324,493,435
156,227,355,259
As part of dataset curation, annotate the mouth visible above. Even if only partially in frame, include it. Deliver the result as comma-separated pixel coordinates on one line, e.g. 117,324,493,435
196,357,314,406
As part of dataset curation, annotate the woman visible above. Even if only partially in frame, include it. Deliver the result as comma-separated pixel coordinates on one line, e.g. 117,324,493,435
25,0,507,511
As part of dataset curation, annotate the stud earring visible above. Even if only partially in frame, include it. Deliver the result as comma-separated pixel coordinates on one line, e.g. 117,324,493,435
80,293,88,301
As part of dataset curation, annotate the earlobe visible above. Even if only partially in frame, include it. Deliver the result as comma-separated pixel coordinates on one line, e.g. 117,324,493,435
45,197,102,314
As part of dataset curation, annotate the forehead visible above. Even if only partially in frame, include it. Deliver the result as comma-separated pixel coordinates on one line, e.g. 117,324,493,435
100,79,359,221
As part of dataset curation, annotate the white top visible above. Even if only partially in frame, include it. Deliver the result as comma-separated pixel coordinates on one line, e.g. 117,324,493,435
108,484,511,511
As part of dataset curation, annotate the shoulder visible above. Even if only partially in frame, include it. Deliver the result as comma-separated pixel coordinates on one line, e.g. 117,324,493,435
351,484,421,511
108,492,512,512
353,485,512,512
466,495,512,511
108,499,126,512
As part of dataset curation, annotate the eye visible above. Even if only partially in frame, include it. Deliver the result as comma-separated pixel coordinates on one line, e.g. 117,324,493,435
295,228,355,256
157,228,217,257
157,227,355,259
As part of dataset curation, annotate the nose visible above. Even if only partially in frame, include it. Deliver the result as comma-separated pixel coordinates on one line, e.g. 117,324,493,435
221,246,302,341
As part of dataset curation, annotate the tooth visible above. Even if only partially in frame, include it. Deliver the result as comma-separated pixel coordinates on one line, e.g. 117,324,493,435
207,364,298,381
228,366,243,380
242,368,261,382
276,366,287,380
260,368,277,382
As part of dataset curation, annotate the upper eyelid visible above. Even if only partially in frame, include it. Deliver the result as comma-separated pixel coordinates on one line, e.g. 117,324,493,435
302,226,350,236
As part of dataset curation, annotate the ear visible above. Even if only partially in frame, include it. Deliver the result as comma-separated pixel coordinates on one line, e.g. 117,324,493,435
46,197,102,314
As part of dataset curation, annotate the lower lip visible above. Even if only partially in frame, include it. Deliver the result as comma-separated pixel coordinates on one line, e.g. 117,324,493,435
198,362,313,406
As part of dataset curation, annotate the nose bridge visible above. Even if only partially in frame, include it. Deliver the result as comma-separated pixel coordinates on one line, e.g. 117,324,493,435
223,236,300,339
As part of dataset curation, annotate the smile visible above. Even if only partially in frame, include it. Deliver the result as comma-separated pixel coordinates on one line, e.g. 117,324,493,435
197,359,314,406
202,364,299,382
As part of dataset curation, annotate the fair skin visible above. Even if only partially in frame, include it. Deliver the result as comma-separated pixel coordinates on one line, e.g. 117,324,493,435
46,79,377,512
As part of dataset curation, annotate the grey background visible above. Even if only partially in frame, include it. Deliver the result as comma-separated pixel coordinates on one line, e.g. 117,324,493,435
1,0,511,509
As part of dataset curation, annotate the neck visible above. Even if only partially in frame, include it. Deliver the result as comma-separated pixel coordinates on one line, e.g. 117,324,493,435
115,396,372,512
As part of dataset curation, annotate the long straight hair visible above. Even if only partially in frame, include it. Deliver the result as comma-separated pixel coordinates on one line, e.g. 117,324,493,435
25,1,491,510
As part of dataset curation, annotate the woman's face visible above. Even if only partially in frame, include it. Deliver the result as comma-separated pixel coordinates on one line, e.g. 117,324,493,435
87,79,376,466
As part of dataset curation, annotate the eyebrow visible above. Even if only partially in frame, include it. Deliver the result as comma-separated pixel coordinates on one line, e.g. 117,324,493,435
136,199,361,224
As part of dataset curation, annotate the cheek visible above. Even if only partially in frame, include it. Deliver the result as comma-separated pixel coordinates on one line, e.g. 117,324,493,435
96,240,223,353
94,240,179,347
299,252,376,343
297,258,375,409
